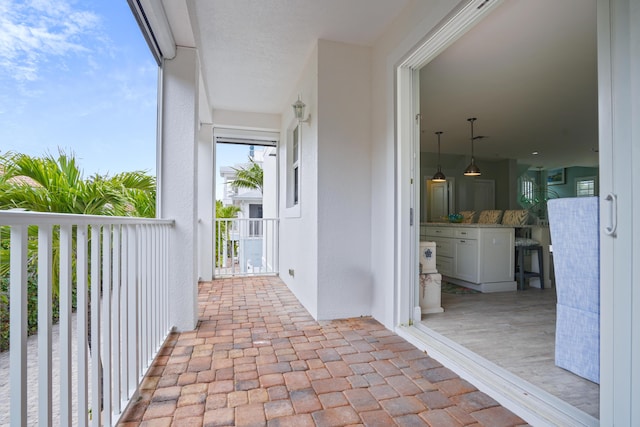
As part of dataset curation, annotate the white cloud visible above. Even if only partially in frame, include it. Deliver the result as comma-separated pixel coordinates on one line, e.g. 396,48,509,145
0,0,103,81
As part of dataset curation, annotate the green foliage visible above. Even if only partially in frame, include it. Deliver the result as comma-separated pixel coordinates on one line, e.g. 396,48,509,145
215,200,240,268
90,170,157,217
0,151,155,217
216,199,241,219
0,269,63,352
0,151,156,351
230,158,263,193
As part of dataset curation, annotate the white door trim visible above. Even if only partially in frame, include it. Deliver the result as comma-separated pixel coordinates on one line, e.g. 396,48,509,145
395,0,502,327
395,67,419,326
597,0,639,423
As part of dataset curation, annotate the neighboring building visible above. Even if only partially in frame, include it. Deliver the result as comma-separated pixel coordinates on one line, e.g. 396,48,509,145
219,147,264,223
218,147,278,274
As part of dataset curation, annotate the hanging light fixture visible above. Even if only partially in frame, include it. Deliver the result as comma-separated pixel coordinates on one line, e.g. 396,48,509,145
463,117,482,176
432,131,446,182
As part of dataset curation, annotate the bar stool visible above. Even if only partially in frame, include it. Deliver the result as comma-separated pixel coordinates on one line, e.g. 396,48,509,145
515,242,544,290
501,210,544,290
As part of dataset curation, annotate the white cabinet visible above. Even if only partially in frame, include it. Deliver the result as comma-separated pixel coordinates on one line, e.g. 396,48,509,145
454,238,478,282
433,237,453,276
422,224,516,292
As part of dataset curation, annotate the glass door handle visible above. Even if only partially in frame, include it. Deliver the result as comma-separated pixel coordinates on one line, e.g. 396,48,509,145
604,193,617,236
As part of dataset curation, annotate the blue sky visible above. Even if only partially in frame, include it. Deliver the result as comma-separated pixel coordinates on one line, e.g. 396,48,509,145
0,0,158,177
0,0,254,200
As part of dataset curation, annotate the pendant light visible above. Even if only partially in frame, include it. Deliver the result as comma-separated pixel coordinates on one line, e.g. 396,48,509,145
432,131,446,182
463,117,481,176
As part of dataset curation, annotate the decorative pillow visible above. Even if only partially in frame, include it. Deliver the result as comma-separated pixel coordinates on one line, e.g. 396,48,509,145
477,210,504,224
459,211,477,223
502,210,529,226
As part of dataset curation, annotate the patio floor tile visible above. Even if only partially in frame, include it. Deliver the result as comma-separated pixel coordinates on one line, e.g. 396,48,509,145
118,277,527,426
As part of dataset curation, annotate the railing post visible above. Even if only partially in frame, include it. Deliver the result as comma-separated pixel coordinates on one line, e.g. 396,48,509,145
140,225,148,371
90,224,102,426
77,225,89,427
163,225,170,336
59,224,73,425
151,225,159,352
10,225,28,427
112,225,121,415
102,225,113,425
120,225,129,403
127,224,139,397
37,225,53,426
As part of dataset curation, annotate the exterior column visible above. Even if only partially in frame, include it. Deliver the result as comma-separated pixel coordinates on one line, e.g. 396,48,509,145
198,123,214,281
159,46,199,331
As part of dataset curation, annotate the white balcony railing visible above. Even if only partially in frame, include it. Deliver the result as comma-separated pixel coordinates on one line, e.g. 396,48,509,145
215,218,278,277
0,211,174,426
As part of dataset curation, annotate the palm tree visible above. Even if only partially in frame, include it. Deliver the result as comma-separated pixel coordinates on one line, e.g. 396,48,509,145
89,170,156,218
0,151,157,351
216,199,241,219
230,158,263,193
0,151,156,217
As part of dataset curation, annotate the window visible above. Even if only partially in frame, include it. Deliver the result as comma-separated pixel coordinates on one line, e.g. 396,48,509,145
576,176,597,197
286,124,301,215
249,204,263,236
521,175,535,203
292,126,299,205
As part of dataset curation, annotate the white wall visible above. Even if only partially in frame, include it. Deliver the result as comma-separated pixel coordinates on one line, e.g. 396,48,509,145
277,40,374,320
278,45,320,318
277,3,460,324
369,1,462,329
316,40,372,319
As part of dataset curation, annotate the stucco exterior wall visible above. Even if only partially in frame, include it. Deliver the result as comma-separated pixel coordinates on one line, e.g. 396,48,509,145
276,1,465,326
278,45,320,318
197,124,214,281
316,40,373,320
369,1,461,329
277,40,373,321
160,46,200,331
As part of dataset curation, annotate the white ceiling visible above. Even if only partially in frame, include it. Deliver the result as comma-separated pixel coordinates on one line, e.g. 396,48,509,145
163,0,598,169
182,0,410,114
420,0,598,169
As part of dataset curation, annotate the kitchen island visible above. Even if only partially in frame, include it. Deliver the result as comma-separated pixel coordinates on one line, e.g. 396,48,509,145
421,223,517,293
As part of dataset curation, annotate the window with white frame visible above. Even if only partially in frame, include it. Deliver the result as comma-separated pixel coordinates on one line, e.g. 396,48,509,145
576,176,597,197
521,175,535,203
286,124,301,212
519,175,536,206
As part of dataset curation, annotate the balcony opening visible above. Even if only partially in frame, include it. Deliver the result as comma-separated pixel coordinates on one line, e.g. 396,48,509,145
214,128,279,277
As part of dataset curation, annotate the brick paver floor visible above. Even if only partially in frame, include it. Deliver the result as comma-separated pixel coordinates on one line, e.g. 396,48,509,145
118,276,529,427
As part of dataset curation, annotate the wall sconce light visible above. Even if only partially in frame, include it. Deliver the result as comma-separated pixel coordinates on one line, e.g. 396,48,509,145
463,117,482,176
432,131,446,182
292,94,311,124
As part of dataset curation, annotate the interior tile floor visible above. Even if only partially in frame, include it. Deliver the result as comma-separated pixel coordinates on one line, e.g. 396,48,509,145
118,277,529,426
421,287,599,419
